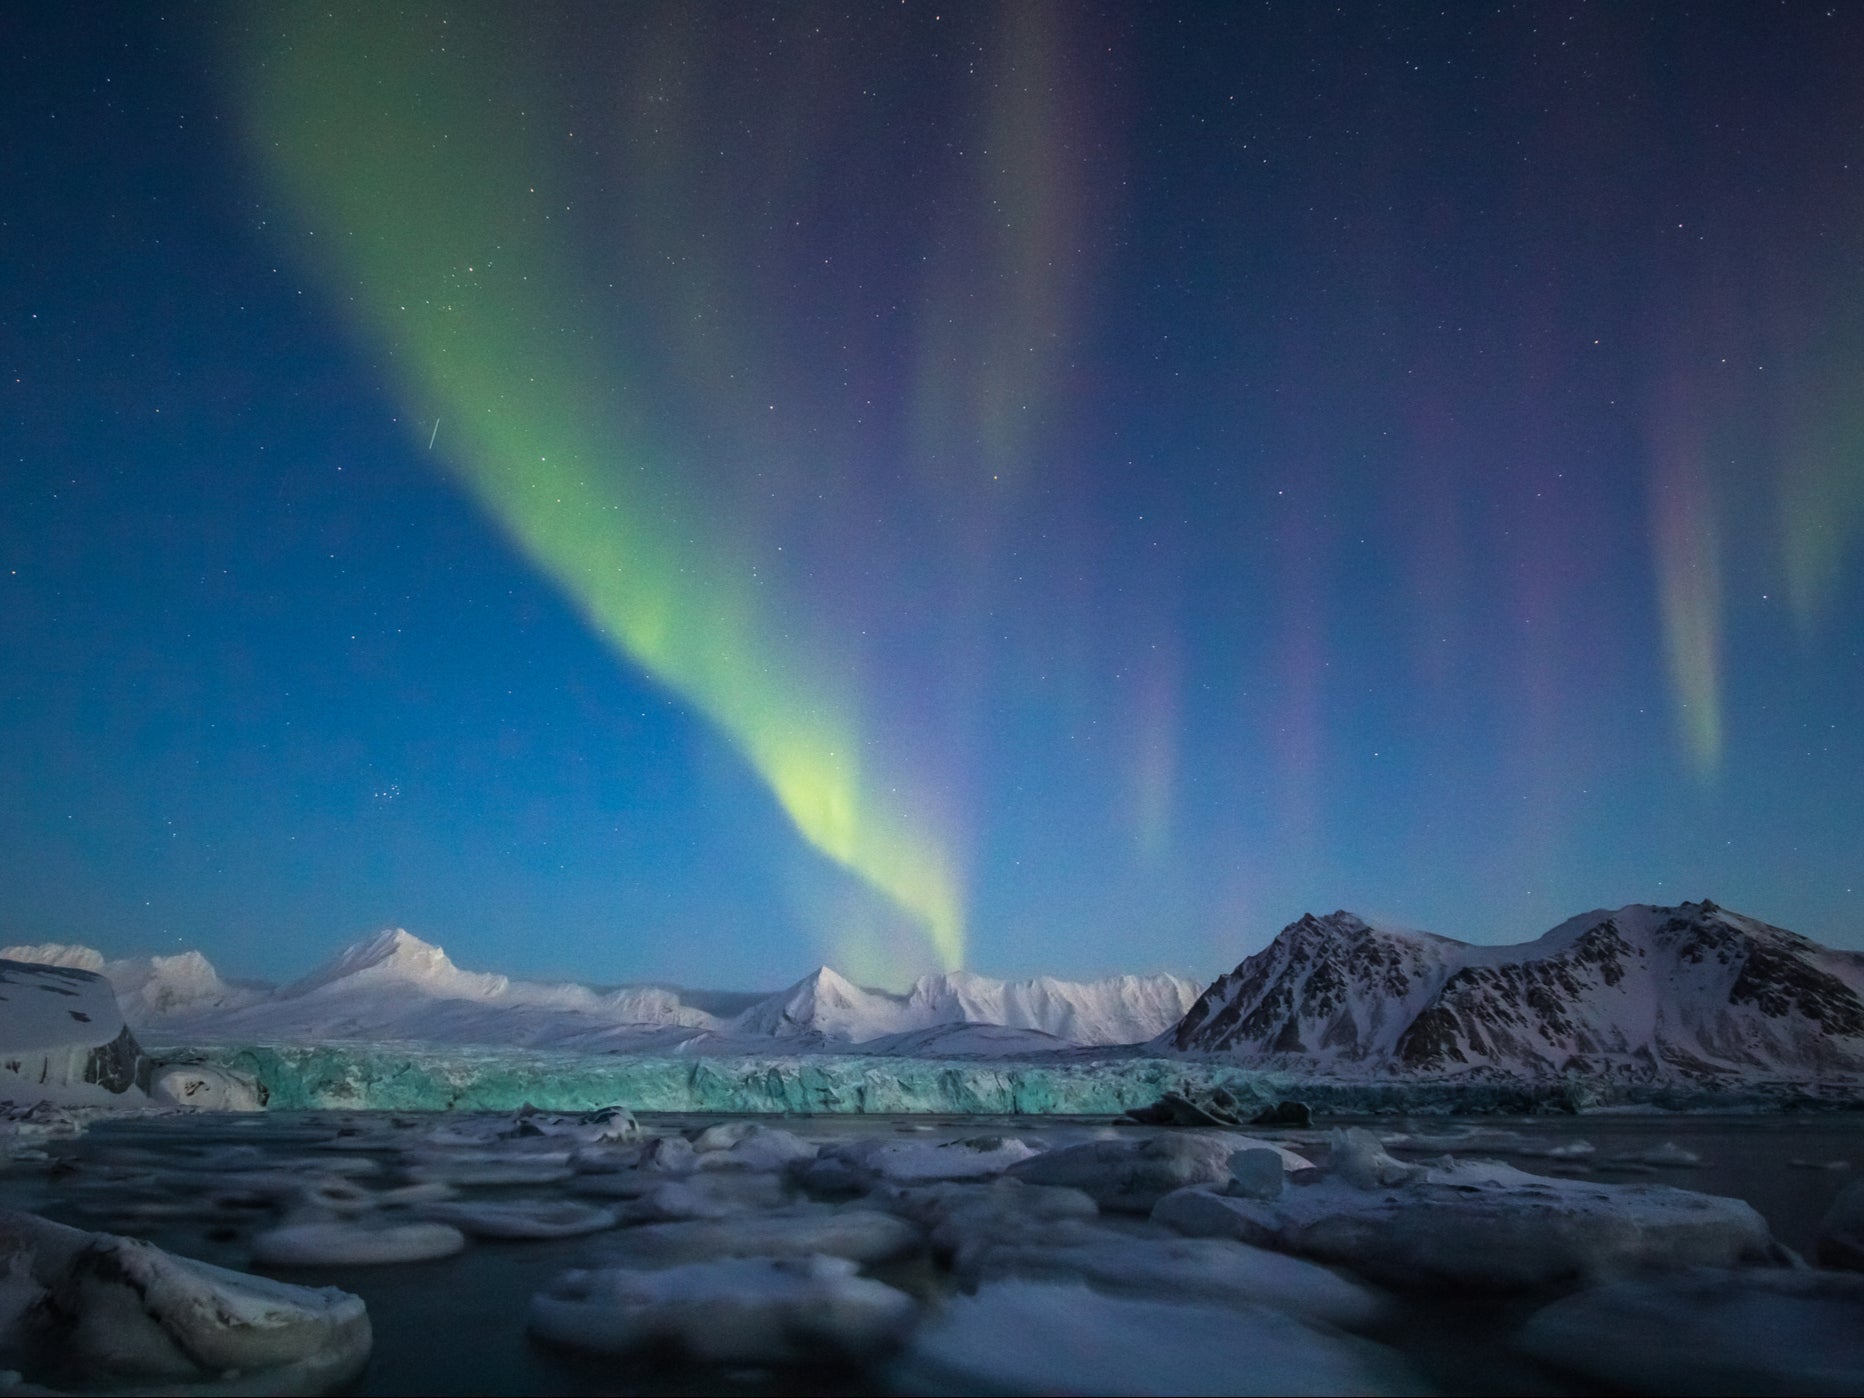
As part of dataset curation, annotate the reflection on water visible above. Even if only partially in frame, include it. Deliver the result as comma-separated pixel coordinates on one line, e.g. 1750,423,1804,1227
0,1110,1857,1395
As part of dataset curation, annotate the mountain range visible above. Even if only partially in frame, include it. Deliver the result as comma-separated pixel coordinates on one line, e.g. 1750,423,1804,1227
0,931,1200,1052
1166,900,1864,1081
7,898,1859,1080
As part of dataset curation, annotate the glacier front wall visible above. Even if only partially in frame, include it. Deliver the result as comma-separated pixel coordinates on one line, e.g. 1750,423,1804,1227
167,1043,1861,1116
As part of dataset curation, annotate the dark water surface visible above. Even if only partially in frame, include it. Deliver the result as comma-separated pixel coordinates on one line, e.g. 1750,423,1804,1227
2,1110,1858,1395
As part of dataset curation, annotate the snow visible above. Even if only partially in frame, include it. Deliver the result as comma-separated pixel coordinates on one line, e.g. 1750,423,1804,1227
728,964,1202,1046
1,943,266,1021
98,929,1199,1055
528,1255,915,1365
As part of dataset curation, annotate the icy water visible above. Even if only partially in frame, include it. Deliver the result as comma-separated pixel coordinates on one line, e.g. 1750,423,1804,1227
3,1109,1859,1396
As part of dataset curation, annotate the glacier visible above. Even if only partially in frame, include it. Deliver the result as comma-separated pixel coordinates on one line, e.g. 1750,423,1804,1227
151,1040,1858,1116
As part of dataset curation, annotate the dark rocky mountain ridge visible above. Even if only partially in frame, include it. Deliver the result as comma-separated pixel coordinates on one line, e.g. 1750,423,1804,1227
1166,901,1864,1081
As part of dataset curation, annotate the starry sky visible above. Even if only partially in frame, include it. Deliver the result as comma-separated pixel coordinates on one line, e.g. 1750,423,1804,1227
3,3,1861,989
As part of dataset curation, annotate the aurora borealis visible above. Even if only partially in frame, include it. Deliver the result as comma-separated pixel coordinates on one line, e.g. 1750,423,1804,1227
3,3,1862,985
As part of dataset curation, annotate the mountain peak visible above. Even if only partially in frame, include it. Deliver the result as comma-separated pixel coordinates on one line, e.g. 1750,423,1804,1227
284,927,463,998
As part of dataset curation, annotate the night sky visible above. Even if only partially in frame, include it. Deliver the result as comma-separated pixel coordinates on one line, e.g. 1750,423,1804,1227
4,3,1861,989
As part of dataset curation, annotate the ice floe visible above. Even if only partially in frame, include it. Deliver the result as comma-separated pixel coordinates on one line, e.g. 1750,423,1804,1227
595,1205,921,1267
151,1063,266,1111
528,1254,915,1365
252,1219,466,1266
1152,1148,1774,1290
419,1199,618,1239
0,1207,369,1393
812,1133,1040,1185
961,1232,1386,1330
1006,1131,1309,1213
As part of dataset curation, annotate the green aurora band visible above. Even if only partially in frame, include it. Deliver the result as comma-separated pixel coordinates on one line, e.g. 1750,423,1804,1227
236,6,964,980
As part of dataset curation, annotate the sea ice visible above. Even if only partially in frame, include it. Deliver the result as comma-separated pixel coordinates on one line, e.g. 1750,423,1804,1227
405,1152,576,1187
594,1205,921,1267
1006,1131,1307,1213
1326,1127,1423,1188
419,1199,619,1240
150,1063,265,1111
251,1220,466,1266
814,1133,1041,1185
900,1279,1423,1396
1519,1266,1864,1395
0,1208,370,1392
689,1121,816,1171
1229,1146,1286,1199
606,1173,790,1222
528,1254,915,1365
1152,1154,1775,1290
961,1232,1386,1330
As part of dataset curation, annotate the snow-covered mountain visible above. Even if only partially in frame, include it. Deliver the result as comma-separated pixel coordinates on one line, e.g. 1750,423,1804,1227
167,929,722,1047
3,930,1200,1052
728,965,1202,1047
1165,901,1864,1081
0,944,267,1023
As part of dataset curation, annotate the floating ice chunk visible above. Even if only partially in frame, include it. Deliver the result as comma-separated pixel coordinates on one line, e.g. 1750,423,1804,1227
1635,1141,1703,1167
1152,1187,1279,1247
528,1254,914,1366
691,1123,816,1172
902,1279,1422,1396
405,1150,575,1188
595,1206,920,1267
0,1208,369,1392
151,1064,265,1112
508,1104,639,1144
638,1135,697,1173
252,1220,466,1266
1229,1147,1285,1199
884,1179,1100,1275
1006,1132,1306,1214
0,959,147,1103
0,1102,85,1141
964,1233,1386,1330
421,1200,618,1240
1327,1128,1423,1189
818,1134,1040,1185
1171,1157,1773,1291
691,1121,761,1152
612,1173,790,1222
1520,1267,1864,1395
1509,1139,1596,1160
1818,1180,1864,1271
